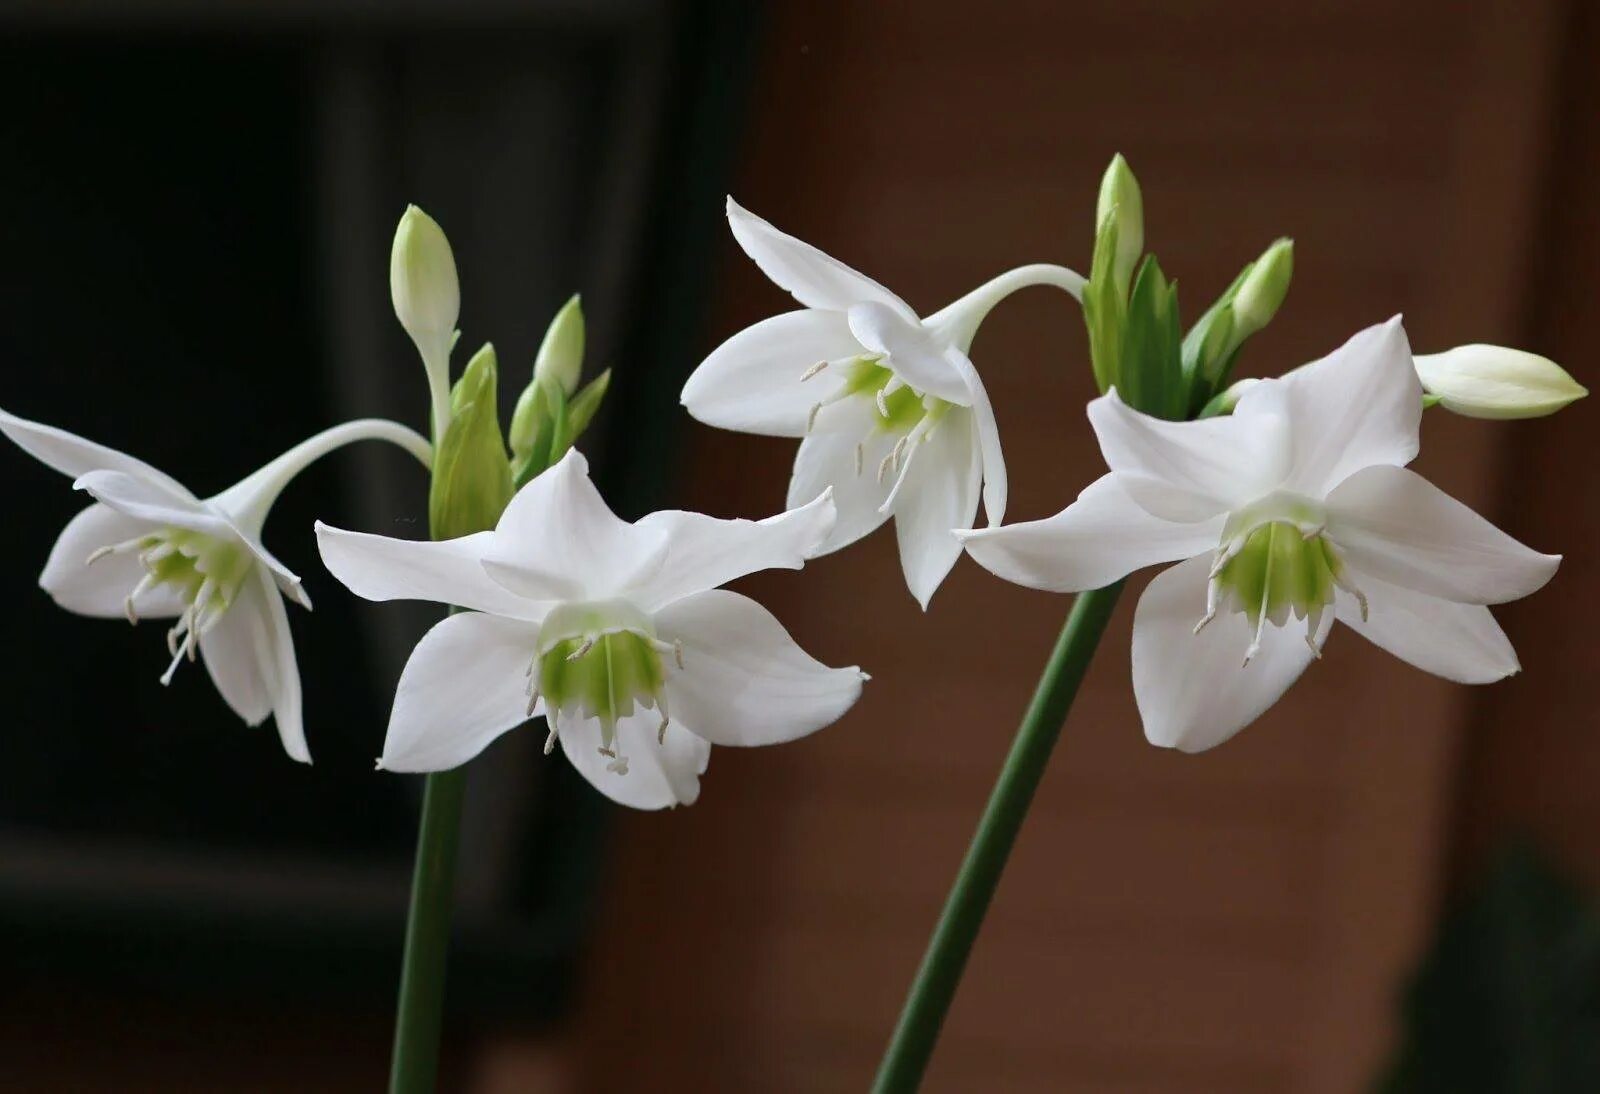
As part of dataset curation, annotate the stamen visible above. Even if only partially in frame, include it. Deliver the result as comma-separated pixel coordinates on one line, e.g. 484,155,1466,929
799,360,829,382
1242,524,1278,667
674,638,685,671
566,637,595,662
543,713,558,756
877,449,896,483
658,713,670,744
526,687,541,717
1299,523,1325,541
855,443,864,477
876,386,890,418
86,534,149,567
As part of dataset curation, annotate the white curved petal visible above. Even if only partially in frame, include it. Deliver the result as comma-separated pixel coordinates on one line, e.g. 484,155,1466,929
251,566,308,764
629,491,836,611
200,575,275,727
959,474,1223,593
380,612,543,772
1087,390,1290,522
655,589,864,748
1336,568,1518,684
560,709,710,810
1235,316,1421,494
786,398,896,554
940,346,1008,526
73,469,233,539
890,410,981,609
482,449,667,602
1326,464,1559,605
315,524,543,620
39,503,186,619
726,197,910,315
681,310,864,438
846,302,971,404
1132,554,1324,752
0,406,192,496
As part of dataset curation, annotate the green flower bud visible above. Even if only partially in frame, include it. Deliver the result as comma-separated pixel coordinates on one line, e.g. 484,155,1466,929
1414,345,1587,419
1095,154,1144,296
1229,238,1293,342
534,294,585,398
391,205,461,439
429,342,512,540
1198,377,1261,418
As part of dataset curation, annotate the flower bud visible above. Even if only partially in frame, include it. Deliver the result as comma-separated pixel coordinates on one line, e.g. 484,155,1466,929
1095,154,1144,296
1414,345,1587,419
534,294,585,398
1229,238,1293,342
1198,377,1261,418
391,206,461,439
429,342,512,540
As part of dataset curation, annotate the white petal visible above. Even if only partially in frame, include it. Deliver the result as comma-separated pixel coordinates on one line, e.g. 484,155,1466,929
1326,464,1559,605
890,410,982,609
656,589,864,747
481,449,667,601
1335,567,1518,684
1235,316,1421,494
846,302,971,404
959,474,1224,593
380,612,542,772
786,398,896,554
629,491,836,611
681,310,864,437
72,469,233,539
1087,390,1290,522
1132,554,1324,752
0,406,192,497
726,197,911,315
946,348,1007,525
251,566,308,764
39,503,185,619
200,574,276,727
560,710,710,810
315,523,543,620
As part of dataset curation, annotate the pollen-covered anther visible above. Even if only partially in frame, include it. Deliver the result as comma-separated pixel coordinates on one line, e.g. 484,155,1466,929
799,360,829,382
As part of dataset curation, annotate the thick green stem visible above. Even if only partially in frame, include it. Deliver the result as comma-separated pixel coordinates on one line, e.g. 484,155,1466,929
388,764,469,1093
871,582,1125,1093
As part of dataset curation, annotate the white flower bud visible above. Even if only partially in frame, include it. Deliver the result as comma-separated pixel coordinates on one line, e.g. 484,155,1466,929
390,205,460,437
1230,238,1293,342
1414,345,1587,419
1095,154,1144,295
534,294,585,398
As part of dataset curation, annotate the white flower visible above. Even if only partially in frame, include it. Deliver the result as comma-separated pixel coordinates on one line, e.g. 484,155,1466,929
681,198,1083,609
315,449,866,809
0,409,431,763
959,318,1560,752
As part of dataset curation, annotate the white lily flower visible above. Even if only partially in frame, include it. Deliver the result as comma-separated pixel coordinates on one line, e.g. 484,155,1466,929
0,408,432,763
315,449,866,809
681,197,1084,609
959,318,1561,752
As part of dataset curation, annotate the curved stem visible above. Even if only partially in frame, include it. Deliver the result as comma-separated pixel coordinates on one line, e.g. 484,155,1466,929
925,263,1087,353
214,418,433,532
871,582,1124,1093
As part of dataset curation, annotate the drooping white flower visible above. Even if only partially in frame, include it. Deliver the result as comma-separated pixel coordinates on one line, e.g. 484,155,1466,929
959,318,1561,752
316,449,866,808
0,409,432,763
681,198,1083,609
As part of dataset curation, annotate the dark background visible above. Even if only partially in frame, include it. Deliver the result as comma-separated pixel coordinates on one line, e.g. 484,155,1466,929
1,1,1596,1091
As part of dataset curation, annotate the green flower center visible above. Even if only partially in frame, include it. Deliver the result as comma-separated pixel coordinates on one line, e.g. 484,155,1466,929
1196,499,1367,664
799,355,958,491
528,599,681,775
87,525,253,682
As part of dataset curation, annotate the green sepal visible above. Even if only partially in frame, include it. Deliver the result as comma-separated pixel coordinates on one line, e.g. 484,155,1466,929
429,343,513,539
1119,256,1184,419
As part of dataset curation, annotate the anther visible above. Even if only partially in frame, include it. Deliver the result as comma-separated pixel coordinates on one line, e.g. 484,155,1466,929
799,360,828,382
855,443,864,476
876,386,890,418
658,713,669,744
566,637,595,662
543,723,558,755
1305,634,1323,659
526,688,541,717
674,638,685,670
877,450,896,483
86,545,116,566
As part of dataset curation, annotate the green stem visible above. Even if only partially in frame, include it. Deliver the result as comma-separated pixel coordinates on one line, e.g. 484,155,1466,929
388,765,468,1093
871,582,1125,1093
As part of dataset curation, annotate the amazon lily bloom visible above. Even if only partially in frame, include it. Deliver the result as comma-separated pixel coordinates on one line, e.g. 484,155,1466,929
0,409,432,763
316,449,866,809
681,198,1083,609
960,318,1560,752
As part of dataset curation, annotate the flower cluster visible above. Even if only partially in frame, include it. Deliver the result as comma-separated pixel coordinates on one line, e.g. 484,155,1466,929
1,155,1582,806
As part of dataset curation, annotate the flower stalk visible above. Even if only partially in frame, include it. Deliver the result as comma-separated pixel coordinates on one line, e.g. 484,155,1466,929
871,582,1123,1093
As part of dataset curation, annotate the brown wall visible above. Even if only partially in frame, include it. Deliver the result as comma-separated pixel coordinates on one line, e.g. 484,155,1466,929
564,2,1585,1092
